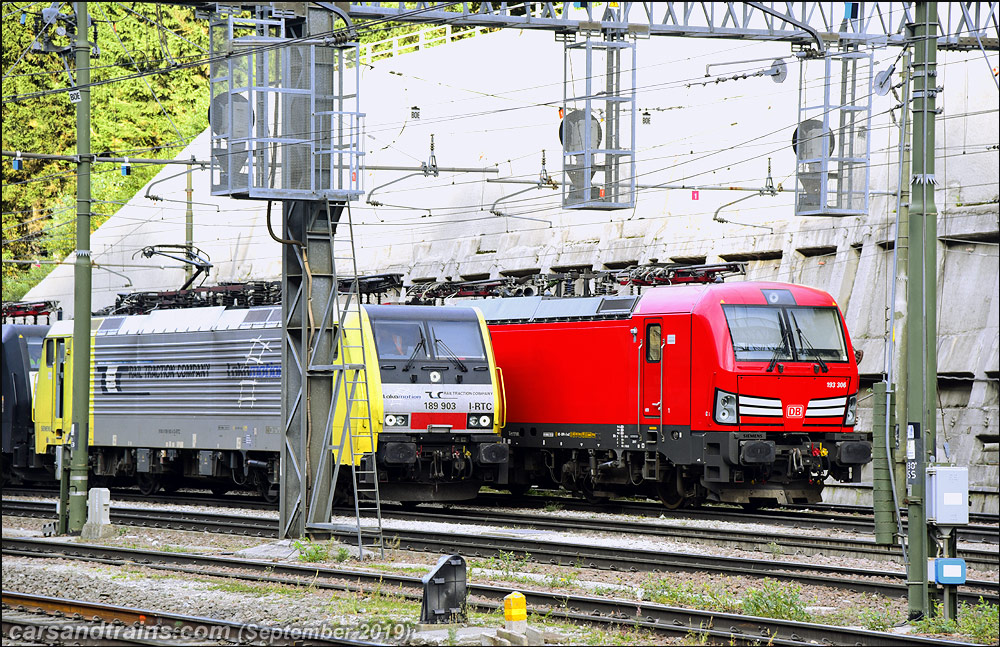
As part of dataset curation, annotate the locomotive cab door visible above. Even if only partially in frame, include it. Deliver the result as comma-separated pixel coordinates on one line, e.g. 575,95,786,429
640,319,664,430
35,336,68,452
51,338,67,436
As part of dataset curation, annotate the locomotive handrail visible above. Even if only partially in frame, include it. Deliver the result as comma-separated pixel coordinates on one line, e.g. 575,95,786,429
496,367,506,429
636,339,643,443
659,332,666,447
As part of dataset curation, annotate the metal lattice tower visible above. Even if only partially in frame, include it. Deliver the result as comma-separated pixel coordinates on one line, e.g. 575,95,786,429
280,198,383,550
209,6,364,200
794,45,875,216
560,26,637,209
306,198,383,554
203,4,380,543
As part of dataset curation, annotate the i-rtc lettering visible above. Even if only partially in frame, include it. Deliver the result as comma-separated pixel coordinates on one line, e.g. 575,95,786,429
226,363,281,379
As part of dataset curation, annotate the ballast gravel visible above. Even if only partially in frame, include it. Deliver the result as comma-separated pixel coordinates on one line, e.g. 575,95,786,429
2,490,996,645
5,490,997,582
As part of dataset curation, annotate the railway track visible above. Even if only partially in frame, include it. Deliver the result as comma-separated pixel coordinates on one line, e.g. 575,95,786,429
7,496,999,571
1,537,980,647
4,498,997,605
380,505,1000,565
472,493,1000,545
1,590,373,646
7,485,996,544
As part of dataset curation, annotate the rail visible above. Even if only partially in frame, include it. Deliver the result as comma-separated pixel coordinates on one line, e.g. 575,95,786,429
3,538,982,647
1,590,372,646
3,499,996,605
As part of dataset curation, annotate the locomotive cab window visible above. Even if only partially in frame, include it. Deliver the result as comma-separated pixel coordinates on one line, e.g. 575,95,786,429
646,324,661,362
26,338,44,370
429,320,486,360
787,307,848,362
723,305,847,363
373,322,427,360
45,339,54,367
724,305,790,362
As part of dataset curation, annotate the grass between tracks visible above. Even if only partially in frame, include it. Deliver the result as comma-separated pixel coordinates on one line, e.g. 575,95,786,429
911,598,999,645
39,523,996,645
641,576,812,622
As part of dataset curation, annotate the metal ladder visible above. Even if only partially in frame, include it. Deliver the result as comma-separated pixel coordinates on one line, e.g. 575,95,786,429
308,198,383,557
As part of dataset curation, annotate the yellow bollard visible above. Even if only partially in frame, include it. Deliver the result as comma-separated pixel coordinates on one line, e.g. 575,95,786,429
503,591,527,634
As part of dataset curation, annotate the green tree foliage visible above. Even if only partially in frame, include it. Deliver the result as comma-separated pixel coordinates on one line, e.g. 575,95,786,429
2,5,477,301
2,3,209,300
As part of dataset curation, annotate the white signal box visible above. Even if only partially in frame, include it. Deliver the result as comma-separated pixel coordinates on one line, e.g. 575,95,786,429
926,466,969,526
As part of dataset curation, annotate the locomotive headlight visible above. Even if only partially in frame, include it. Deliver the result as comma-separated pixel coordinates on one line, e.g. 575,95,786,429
468,415,479,428
479,415,492,428
385,414,396,426
844,394,858,427
714,389,738,426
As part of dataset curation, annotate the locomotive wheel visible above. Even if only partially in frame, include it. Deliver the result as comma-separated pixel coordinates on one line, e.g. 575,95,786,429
136,473,161,496
505,483,532,497
580,478,609,505
656,480,685,510
258,481,279,504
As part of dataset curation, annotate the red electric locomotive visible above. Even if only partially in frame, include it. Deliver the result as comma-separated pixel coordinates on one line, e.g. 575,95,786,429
476,278,872,508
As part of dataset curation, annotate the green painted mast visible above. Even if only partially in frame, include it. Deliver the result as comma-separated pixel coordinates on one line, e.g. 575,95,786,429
67,0,92,534
874,51,912,547
905,1,939,620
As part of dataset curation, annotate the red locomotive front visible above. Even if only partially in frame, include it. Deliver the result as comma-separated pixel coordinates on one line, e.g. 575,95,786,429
479,280,872,508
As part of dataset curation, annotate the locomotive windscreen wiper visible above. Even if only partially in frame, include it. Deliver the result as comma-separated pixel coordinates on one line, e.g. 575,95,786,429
402,337,426,373
789,311,828,373
766,323,792,373
433,338,468,372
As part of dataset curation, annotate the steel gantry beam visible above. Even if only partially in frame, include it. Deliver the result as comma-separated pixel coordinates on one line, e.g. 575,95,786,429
347,2,999,49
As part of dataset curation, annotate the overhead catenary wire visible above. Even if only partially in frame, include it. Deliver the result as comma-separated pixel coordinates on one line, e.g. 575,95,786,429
5,143,995,250
113,1,207,54
1,2,470,105
96,4,186,145
3,34,986,185
1,2,61,82
5,15,992,266
34,201,994,261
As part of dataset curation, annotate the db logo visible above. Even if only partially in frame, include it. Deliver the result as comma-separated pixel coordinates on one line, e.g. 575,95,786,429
786,404,804,418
